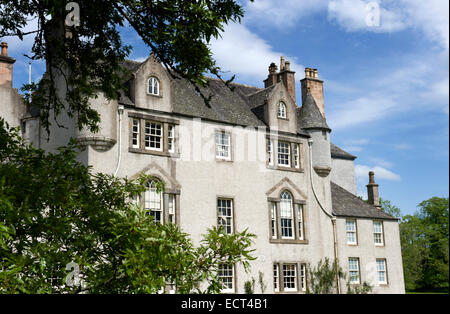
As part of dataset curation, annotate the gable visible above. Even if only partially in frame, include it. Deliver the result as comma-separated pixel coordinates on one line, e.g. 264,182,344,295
266,177,307,200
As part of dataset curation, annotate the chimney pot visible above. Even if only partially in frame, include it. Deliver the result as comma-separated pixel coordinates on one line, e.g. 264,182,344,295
285,61,291,71
1,42,8,56
367,171,381,208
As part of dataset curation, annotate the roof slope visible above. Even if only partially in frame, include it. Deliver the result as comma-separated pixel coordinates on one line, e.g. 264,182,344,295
331,182,397,220
171,77,266,127
297,93,330,130
330,143,357,160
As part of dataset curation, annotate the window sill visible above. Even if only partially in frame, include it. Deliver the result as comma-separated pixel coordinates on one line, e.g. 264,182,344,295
146,93,163,98
129,147,180,158
267,165,304,173
270,239,309,245
216,157,233,163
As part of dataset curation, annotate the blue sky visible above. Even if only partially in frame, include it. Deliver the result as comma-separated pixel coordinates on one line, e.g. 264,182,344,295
4,0,449,216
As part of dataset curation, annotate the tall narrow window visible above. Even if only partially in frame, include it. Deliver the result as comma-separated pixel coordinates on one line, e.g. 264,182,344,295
271,202,277,239
132,119,140,148
376,259,387,284
278,142,290,167
217,199,233,234
299,264,307,292
348,258,360,284
145,181,163,224
216,131,231,160
168,125,175,153
373,221,384,246
283,264,297,291
297,204,304,240
148,77,160,95
273,264,279,292
145,121,163,151
267,139,274,166
280,191,294,239
218,264,234,293
346,220,357,245
168,194,176,224
293,144,300,169
277,101,287,118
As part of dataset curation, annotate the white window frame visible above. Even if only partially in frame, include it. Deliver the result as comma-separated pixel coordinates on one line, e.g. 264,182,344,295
293,143,300,169
145,121,163,152
348,258,360,284
145,180,163,224
376,259,388,285
277,101,287,119
168,194,175,224
346,219,357,245
217,198,233,235
148,77,160,96
277,141,291,167
282,264,297,292
167,125,175,153
273,264,280,292
132,119,140,148
215,131,231,160
267,139,274,166
280,191,294,239
373,221,384,246
299,264,307,292
297,204,304,240
271,202,277,239
218,264,234,293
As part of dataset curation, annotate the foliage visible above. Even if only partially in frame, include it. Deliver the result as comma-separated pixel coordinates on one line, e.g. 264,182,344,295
0,118,255,293
346,281,373,294
244,278,255,294
258,271,267,294
307,258,345,294
379,198,401,218
0,0,253,134
400,197,449,291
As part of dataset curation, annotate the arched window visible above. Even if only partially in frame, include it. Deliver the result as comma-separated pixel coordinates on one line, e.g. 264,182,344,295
280,191,294,239
277,101,287,118
145,180,163,223
148,77,160,95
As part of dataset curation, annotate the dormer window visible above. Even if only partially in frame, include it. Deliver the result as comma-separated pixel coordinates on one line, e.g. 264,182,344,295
148,77,160,95
277,101,287,119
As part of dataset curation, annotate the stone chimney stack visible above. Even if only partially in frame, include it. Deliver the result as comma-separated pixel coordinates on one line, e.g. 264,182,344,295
277,56,296,103
301,67,325,117
264,62,278,88
367,171,381,209
0,42,16,88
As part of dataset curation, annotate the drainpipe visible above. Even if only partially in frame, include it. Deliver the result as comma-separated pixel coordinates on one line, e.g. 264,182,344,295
113,104,124,177
307,138,341,294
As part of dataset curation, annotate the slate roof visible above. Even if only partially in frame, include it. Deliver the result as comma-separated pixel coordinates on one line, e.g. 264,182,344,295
296,93,330,131
330,143,357,160
331,182,397,220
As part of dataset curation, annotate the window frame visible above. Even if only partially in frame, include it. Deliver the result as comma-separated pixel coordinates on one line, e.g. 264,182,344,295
147,76,160,96
280,191,294,239
144,180,163,224
132,119,140,148
346,219,358,245
267,139,274,166
144,121,163,152
215,131,232,161
273,264,280,292
282,264,298,292
373,221,385,246
277,141,291,167
277,101,287,119
217,198,234,235
218,264,235,293
376,259,388,285
293,143,300,169
348,258,360,284
167,124,175,153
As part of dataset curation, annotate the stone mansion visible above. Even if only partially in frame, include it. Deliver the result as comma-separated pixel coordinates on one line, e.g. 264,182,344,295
0,41,405,294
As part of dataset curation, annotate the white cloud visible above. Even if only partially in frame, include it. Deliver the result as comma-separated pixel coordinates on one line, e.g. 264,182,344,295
210,23,303,82
355,164,401,181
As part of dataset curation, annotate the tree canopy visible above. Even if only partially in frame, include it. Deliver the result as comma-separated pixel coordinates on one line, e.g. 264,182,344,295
0,118,255,293
0,0,252,133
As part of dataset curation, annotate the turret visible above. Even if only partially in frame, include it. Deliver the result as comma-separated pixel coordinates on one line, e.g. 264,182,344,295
298,88,331,177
